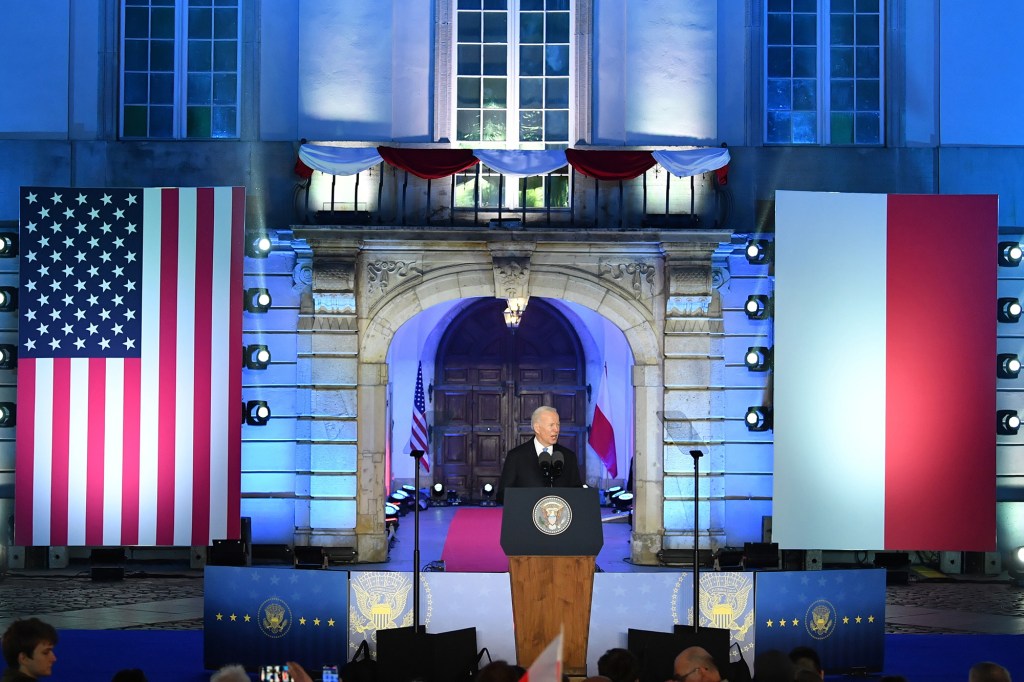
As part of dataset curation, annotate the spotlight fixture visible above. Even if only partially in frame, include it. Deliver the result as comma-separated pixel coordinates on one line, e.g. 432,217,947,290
245,400,271,426
612,491,634,513
0,402,15,428
0,287,17,312
447,489,460,506
430,482,447,506
998,409,1021,435
246,233,273,258
744,239,772,265
243,344,271,370
0,232,18,257
999,298,1022,323
387,490,411,515
480,482,497,507
244,288,272,313
745,405,773,432
604,485,623,506
744,346,773,372
0,344,16,370
999,242,1024,267
998,353,1022,379
744,295,772,320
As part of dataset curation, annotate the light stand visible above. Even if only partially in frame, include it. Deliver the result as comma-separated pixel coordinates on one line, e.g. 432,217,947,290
411,449,425,634
689,449,702,632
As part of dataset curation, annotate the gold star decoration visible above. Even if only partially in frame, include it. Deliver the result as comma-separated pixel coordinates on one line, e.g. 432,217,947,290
216,613,223,621
791,619,798,627
868,615,875,623
328,618,336,627
230,614,237,622
779,618,787,627
855,616,862,624
299,617,307,625
766,619,774,627
244,615,251,623
314,618,321,626
843,616,850,624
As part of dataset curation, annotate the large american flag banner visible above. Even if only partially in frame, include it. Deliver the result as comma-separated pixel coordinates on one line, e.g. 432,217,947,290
408,361,430,471
16,186,244,547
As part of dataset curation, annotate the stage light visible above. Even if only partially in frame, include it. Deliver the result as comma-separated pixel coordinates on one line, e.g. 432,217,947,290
744,346,772,372
744,295,771,320
0,287,17,312
612,491,633,512
246,233,273,258
998,298,1022,323
998,354,1021,379
0,344,16,370
243,344,271,370
745,405,772,432
604,485,623,506
999,242,1023,267
244,288,272,313
245,400,271,426
480,482,496,507
430,482,447,506
744,239,772,265
447,489,460,505
998,410,1021,435
0,403,15,428
0,232,18,257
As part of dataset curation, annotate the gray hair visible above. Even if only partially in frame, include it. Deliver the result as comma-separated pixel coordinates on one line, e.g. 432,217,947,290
210,665,250,682
531,405,557,426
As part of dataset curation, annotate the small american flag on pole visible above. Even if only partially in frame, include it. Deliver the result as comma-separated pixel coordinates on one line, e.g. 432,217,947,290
408,361,430,471
16,186,243,547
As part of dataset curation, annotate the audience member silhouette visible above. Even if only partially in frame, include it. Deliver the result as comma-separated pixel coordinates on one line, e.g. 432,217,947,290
1,618,58,681
751,649,794,682
970,661,1012,682
110,669,147,682
598,647,640,682
477,660,526,682
789,645,823,680
209,665,249,682
672,646,721,682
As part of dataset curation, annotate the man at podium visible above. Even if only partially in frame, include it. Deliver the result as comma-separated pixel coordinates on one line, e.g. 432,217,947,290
497,406,582,503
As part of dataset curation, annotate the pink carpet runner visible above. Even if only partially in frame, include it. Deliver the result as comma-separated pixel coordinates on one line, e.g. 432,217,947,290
441,507,509,572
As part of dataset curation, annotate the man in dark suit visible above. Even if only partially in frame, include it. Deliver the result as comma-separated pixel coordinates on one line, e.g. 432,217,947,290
497,405,582,502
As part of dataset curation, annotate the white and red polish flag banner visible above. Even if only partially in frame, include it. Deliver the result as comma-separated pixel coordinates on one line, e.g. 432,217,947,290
16,186,244,547
518,629,562,682
772,191,997,551
588,363,618,478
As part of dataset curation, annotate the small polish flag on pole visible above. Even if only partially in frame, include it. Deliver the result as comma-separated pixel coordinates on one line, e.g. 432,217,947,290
518,628,563,682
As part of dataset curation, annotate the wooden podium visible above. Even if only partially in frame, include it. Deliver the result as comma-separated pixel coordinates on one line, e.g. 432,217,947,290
501,487,603,676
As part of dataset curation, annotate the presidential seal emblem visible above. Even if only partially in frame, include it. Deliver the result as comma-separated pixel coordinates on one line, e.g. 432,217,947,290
258,597,292,638
532,495,572,535
805,599,837,640
351,572,416,636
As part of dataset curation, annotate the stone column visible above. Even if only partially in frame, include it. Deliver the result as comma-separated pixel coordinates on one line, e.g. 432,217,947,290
631,362,666,565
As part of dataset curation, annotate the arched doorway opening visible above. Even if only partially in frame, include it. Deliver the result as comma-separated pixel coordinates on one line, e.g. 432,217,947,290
431,297,587,500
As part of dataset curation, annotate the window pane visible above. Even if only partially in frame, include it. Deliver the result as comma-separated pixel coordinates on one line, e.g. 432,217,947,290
767,14,791,45
124,73,149,104
545,110,568,141
546,45,569,76
187,73,212,104
483,0,506,8
457,110,481,140
520,45,543,76
857,0,879,11
546,0,569,10
124,106,148,137
856,14,880,45
483,12,507,42
150,73,174,104
152,7,175,39
831,112,854,143
547,13,570,43
767,47,791,78
212,105,236,137
459,0,482,8
482,109,506,140
213,8,237,39
792,111,817,143
125,40,149,70
213,73,236,105
483,45,507,75
767,79,792,111
520,78,543,107
482,77,506,107
520,110,542,141
831,79,854,109
768,0,791,11
189,8,212,39
520,13,543,43
548,174,569,208
831,14,854,46
189,40,212,71
458,12,482,42
151,40,175,71
458,45,481,75
856,79,879,110
454,174,476,208
522,176,544,208
832,0,854,10
213,40,238,70
831,47,854,77
793,78,816,110
546,78,569,108
793,46,815,77
521,0,543,9
856,46,879,78
766,111,792,143
793,0,816,10
458,78,482,107
793,14,816,45
125,7,150,39
187,106,212,137
855,112,880,143
150,105,173,137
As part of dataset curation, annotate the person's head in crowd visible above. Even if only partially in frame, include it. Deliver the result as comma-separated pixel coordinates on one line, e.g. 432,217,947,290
111,669,148,682
598,647,640,682
752,649,794,682
789,645,823,679
1,618,58,679
210,664,250,682
673,646,721,682
969,661,1012,682
477,661,523,682
879,676,909,682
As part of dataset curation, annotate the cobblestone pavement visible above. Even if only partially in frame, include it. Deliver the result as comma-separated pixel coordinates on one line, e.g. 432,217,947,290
0,566,1021,634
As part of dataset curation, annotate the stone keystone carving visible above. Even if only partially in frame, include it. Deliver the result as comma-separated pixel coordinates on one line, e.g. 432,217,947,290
599,259,658,299
492,256,531,300
366,260,418,296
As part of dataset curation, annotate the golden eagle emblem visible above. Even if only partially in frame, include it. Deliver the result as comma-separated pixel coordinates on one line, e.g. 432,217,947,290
805,599,837,640
532,495,572,535
258,597,291,638
698,573,755,641
351,573,415,638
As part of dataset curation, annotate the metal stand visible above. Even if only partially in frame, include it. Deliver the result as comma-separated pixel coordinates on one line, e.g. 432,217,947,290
411,449,425,633
689,448,703,631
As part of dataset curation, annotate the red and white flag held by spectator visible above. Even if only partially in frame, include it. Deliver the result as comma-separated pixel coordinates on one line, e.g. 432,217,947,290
588,364,618,478
518,629,563,682
408,361,430,472
16,186,244,548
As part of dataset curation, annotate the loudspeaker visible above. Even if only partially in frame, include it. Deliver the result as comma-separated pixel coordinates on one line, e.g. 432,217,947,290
209,539,248,566
293,545,327,570
90,547,126,581
873,551,910,584
376,626,478,682
743,542,779,569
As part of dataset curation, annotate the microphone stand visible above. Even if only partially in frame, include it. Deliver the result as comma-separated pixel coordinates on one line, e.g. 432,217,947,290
410,449,425,634
689,449,703,632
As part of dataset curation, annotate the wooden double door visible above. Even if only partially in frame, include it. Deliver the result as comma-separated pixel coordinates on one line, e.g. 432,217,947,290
431,298,587,500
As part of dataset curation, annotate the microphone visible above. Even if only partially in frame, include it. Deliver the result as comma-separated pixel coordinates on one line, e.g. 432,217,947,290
551,450,564,480
539,449,554,485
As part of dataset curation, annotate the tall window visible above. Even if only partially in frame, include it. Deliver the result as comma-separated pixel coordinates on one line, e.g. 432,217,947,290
765,0,883,144
455,0,571,147
121,0,241,139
